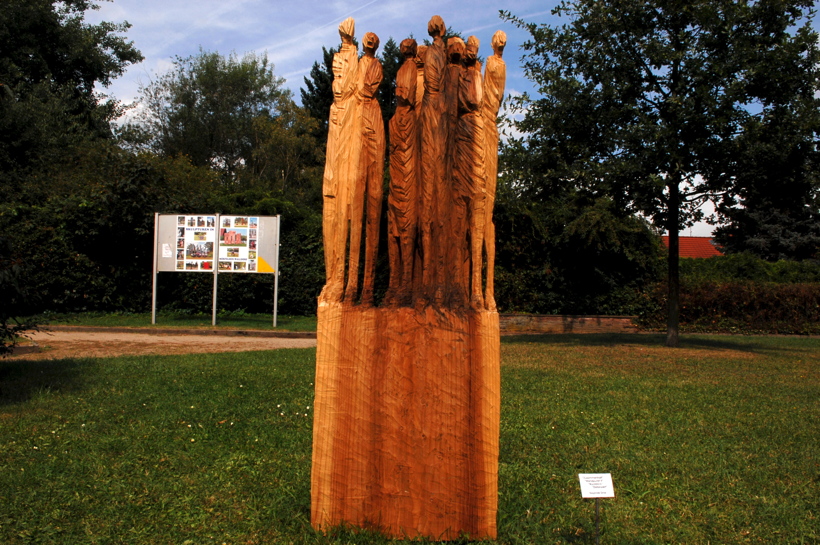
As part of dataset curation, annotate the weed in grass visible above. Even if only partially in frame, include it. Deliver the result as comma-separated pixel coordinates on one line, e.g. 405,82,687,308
1,335,818,544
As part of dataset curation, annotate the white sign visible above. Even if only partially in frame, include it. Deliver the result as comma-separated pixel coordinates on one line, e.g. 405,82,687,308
162,243,172,258
579,473,615,498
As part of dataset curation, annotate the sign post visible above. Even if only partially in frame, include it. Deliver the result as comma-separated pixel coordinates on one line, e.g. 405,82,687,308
152,214,281,325
579,473,615,545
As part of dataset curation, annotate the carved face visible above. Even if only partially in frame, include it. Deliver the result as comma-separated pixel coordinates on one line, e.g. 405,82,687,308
400,38,417,60
363,32,380,53
427,15,445,37
415,44,428,66
492,30,507,56
447,37,465,64
466,36,479,63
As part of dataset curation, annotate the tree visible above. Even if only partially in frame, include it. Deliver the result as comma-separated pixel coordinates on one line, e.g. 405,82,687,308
125,50,291,184
713,106,820,261
0,0,142,179
503,0,820,346
300,46,336,140
247,100,324,207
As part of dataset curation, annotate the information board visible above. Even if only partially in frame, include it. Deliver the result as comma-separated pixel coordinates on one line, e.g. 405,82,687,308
155,214,279,274
217,215,277,273
152,213,282,326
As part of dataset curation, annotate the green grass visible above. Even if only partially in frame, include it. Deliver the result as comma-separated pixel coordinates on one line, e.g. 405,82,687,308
1,334,818,544
37,311,317,332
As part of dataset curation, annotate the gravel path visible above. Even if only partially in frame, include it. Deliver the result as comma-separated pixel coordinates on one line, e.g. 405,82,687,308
10,329,316,360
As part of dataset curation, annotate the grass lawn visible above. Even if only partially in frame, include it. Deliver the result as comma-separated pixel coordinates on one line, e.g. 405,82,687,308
1,334,818,544
37,312,318,332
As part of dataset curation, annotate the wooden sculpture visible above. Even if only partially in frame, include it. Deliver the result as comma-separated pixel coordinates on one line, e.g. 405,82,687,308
312,15,503,541
419,15,447,295
444,36,468,305
346,32,385,305
386,38,418,305
320,17,360,304
481,31,507,311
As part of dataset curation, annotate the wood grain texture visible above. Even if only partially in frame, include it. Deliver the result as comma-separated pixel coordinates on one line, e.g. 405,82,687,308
312,303,500,540
313,15,503,541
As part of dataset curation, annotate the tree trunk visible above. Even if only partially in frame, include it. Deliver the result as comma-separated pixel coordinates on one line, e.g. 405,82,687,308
666,175,681,348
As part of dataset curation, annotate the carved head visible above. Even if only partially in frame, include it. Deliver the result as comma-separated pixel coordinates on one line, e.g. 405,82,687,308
492,30,507,56
400,38,418,60
447,37,465,64
466,36,479,63
427,15,445,38
338,17,355,44
363,32,380,54
416,44,428,66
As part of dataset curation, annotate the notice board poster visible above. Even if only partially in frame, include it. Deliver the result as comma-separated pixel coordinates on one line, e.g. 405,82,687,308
218,216,256,272
176,215,216,272
156,214,278,274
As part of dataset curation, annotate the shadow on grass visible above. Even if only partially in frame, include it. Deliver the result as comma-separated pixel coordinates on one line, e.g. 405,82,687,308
0,357,94,406
500,332,794,355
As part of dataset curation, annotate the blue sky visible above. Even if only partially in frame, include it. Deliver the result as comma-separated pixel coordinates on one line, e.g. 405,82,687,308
85,0,558,106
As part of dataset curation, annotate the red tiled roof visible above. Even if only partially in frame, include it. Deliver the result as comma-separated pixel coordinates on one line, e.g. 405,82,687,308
661,236,723,259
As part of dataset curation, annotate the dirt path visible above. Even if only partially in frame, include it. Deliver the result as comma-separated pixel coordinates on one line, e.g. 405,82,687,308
10,329,317,360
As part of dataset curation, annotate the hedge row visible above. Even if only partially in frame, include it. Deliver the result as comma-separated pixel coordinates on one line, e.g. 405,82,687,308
679,253,820,283
639,280,820,335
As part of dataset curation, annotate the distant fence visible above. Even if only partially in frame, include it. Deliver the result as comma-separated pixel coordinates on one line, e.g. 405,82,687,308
499,314,638,335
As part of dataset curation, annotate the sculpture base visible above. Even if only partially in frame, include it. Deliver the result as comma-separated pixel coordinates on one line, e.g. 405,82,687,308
311,302,500,540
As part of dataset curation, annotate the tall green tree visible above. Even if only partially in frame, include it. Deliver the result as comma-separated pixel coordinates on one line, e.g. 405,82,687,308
503,0,820,346
300,46,336,140
0,0,142,186
713,106,820,261
124,50,291,184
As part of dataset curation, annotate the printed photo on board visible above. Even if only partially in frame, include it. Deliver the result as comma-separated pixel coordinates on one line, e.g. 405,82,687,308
219,261,232,271
177,216,185,226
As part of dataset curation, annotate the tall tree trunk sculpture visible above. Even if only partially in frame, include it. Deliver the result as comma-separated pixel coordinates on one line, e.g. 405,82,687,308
311,17,505,541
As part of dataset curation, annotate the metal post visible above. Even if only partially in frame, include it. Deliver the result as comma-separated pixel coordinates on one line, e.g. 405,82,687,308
212,213,220,326
272,214,281,328
152,212,159,325
595,498,600,545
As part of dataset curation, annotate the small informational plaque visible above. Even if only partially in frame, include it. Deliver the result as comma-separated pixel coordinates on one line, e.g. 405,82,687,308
578,473,615,498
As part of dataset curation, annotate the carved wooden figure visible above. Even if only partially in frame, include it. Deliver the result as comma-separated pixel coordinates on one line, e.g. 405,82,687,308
462,35,487,309
419,16,447,295
481,31,506,311
444,36,468,305
412,43,427,296
386,38,418,305
312,16,502,542
320,17,360,304
346,31,385,305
